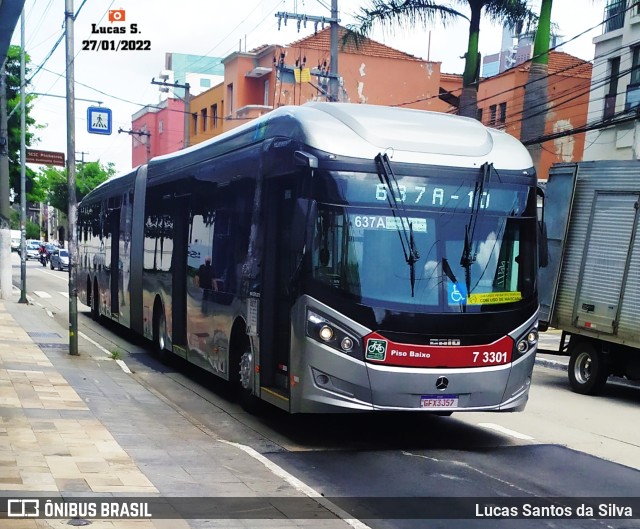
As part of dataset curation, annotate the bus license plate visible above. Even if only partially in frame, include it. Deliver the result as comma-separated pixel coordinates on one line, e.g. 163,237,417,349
420,395,458,408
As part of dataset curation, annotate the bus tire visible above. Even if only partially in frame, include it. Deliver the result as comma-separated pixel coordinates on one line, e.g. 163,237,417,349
568,340,608,395
230,324,260,413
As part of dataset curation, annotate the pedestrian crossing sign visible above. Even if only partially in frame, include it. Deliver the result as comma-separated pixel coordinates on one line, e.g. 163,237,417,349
87,106,112,135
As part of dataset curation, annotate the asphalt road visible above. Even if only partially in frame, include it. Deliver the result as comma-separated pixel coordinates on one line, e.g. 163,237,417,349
10,252,640,529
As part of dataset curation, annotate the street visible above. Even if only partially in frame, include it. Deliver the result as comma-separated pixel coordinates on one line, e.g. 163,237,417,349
7,251,640,528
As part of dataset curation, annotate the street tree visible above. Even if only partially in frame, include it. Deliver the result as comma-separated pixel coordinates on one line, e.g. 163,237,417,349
3,44,40,201
347,0,537,118
520,0,553,171
38,160,115,213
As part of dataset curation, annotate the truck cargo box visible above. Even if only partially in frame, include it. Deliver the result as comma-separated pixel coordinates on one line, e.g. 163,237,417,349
539,160,640,394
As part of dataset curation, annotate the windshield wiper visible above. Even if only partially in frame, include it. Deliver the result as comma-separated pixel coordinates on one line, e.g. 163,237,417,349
375,153,420,296
460,162,492,294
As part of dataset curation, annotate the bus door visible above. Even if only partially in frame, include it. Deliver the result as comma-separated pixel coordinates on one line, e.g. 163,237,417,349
107,198,121,317
171,195,190,351
260,177,296,396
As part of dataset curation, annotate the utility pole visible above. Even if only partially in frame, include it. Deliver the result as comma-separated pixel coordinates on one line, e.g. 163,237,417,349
0,59,12,300
275,0,340,101
329,0,339,101
118,127,151,161
18,11,27,304
65,0,79,355
151,78,190,148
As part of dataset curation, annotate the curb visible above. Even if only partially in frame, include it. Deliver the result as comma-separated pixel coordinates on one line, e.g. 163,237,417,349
535,357,567,372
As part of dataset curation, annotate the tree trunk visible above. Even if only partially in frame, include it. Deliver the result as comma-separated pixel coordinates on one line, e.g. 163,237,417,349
459,86,479,119
521,0,552,174
521,63,549,172
458,2,483,118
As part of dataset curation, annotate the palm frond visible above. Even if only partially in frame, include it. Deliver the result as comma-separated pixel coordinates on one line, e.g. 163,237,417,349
356,0,467,34
482,0,538,32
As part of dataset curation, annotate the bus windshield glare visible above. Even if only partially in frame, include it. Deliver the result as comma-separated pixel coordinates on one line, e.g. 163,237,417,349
310,170,537,312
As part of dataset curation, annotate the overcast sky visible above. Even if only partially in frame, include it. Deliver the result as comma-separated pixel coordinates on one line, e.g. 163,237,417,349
10,0,606,174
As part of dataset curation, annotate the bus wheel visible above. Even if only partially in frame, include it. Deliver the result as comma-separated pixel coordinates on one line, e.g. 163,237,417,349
568,340,608,395
153,307,168,359
237,348,259,412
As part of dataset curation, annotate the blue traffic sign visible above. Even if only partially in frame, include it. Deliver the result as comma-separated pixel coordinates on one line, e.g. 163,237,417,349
87,106,112,135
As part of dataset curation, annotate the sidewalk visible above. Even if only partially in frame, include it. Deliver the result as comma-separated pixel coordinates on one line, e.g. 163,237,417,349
0,296,354,529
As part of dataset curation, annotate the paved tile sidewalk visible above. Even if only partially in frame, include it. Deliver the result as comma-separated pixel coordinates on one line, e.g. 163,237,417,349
0,298,354,529
0,300,162,529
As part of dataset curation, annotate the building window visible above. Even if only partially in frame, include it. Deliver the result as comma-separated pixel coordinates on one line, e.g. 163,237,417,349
264,79,270,106
192,113,198,136
605,56,620,120
200,78,211,88
604,0,625,32
499,102,507,124
211,104,218,129
476,108,483,122
227,84,234,115
201,108,208,132
489,104,497,126
631,47,640,86
158,120,164,134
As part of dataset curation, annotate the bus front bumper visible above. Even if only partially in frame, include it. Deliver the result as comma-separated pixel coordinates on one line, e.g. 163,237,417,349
293,343,536,414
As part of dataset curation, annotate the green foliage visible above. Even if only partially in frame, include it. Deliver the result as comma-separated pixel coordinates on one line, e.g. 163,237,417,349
38,161,116,212
8,210,41,239
346,0,538,117
25,218,40,239
3,45,40,200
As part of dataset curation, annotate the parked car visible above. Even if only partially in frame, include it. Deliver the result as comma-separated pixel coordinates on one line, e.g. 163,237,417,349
25,242,41,260
50,248,69,271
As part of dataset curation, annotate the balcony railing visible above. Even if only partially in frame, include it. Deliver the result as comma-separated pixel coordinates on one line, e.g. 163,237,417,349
604,0,626,33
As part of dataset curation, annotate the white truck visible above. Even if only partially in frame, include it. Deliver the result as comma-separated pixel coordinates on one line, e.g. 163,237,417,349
539,160,640,394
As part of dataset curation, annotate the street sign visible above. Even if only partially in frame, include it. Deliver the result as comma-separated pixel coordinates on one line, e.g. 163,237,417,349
87,106,112,135
25,149,65,167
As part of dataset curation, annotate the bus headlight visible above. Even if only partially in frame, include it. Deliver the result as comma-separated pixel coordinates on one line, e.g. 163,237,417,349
514,323,539,358
319,325,334,341
306,309,362,359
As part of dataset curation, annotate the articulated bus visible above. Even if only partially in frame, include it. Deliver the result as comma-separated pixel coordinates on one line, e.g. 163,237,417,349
78,102,539,413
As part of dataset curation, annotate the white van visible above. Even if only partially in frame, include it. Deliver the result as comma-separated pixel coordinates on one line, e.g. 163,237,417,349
10,230,21,252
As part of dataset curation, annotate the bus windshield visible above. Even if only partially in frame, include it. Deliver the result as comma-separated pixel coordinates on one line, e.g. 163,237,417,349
310,172,536,312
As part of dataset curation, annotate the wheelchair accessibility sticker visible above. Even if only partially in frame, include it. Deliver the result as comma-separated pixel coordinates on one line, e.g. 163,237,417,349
448,282,468,304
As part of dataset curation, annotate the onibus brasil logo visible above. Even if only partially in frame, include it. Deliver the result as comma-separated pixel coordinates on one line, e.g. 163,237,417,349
366,338,387,361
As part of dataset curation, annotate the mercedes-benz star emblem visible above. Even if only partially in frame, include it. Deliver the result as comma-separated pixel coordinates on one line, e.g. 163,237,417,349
435,376,449,390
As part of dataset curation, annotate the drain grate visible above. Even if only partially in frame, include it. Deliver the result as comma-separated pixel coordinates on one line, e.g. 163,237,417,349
28,332,61,338
37,342,68,349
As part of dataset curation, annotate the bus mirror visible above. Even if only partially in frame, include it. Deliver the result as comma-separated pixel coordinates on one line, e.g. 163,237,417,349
292,198,317,253
538,219,549,268
294,151,318,169
536,185,548,268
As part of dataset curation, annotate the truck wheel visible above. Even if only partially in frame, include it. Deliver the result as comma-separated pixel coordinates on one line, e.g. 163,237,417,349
568,340,608,395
